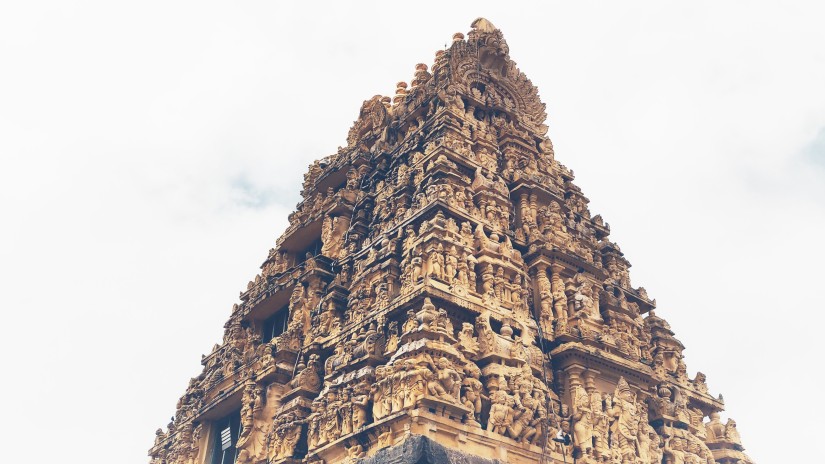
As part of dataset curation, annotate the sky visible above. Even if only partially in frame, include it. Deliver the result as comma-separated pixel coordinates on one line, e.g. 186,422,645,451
1,2,823,463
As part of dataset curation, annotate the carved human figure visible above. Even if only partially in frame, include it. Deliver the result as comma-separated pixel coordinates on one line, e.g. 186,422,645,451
457,322,479,356
338,387,354,436
510,382,539,443
385,320,400,353
423,354,461,402
571,274,597,318
570,384,594,456
550,265,569,333
609,377,640,463
307,405,322,449
351,381,371,431
267,413,304,461
456,253,470,288
411,255,423,282
404,359,428,409
648,428,664,464
488,389,514,435
480,263,496,303
537,269,555,336
321,390,341,443
724,419,742,445
371,366,388,420
445,246,458,284
427,246,441,280
403,224,417,255
663,436,686,464
461,363,487,423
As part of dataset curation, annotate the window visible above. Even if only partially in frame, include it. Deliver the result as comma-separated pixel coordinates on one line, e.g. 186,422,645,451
211,411,241,464
262,307,289,343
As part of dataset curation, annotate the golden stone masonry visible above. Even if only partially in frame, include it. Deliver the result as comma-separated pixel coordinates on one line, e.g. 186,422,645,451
149,19,754,464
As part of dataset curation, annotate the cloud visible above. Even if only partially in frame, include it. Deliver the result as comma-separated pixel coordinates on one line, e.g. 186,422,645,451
803,127,825,168
228,173,294,210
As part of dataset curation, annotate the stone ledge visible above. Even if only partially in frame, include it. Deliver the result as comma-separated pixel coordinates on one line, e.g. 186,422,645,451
358,435,504,464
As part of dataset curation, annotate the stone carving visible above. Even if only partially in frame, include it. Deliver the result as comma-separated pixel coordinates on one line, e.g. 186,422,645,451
150,18,754,464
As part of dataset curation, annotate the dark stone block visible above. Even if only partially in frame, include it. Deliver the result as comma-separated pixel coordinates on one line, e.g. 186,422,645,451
358,435,505,464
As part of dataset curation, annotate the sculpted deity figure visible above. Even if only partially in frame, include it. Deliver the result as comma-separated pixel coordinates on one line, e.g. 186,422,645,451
345,443,366,462
375,281,390,310
381,364,396,415
402,309,418,334
456,253,470,288
325,344,344,377
636,422,653,464
236,379,266,461
351,381,371,431
692,372,709,394
648,427,664,464
266,413,300,462
590,391,610,460
422,354,462,402
724,419,742,446
403,359,428,409
460,221,474,246
456,322,479,357
411,251,423,282
307,402,322,449
570,384,594,457
427,246,442,280
436,308,454,336
480,263,496,304
445,246,458,284
571,274,598,319
438,83,465,111
461,363,487,424
320,390,342,443
371,366,388,420
338,388,354,436
537,269,555,337
609,377,640,463
488,389,515,435
474,313,497,356
386,320,400,353
663,436,686,464
494,266,506,301
550,265,569,334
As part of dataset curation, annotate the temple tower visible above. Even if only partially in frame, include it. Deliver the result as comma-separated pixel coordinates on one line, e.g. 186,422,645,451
149,19,754,464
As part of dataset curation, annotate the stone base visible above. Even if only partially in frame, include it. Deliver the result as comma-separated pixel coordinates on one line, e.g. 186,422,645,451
358,435,504,464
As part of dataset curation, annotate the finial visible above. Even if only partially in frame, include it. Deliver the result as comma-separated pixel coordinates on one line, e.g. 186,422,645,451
410,63,431,89
393,81,408,106
470,17,498,33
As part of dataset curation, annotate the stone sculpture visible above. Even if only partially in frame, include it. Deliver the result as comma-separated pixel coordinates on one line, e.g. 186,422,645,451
149,18,754,464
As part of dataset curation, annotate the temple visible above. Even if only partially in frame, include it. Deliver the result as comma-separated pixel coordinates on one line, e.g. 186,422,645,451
149,19,754,464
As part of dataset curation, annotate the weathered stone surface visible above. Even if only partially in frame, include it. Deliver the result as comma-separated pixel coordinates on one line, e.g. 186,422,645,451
358,435,503,464
149,18,754,464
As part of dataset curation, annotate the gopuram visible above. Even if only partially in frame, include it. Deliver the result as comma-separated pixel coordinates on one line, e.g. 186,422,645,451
149,19,754,464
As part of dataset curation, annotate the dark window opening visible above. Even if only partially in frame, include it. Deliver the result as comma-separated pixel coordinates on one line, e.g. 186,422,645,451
210,410,241,464
262,307,289,343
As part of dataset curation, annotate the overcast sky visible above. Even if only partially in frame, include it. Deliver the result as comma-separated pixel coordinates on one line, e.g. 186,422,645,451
1,2,822,463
